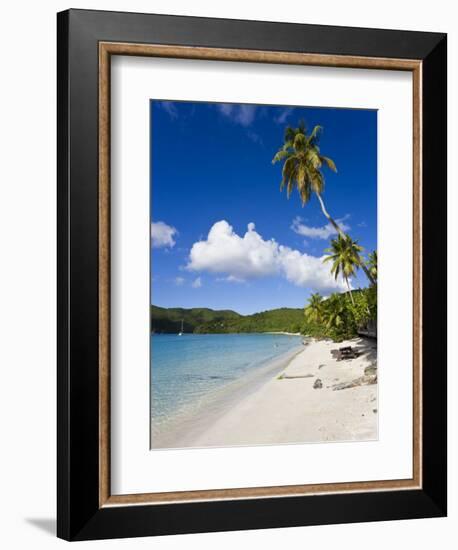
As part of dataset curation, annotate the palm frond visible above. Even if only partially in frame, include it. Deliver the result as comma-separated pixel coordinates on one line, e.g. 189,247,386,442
273,121,336,214
298,183,311,206
306,148,322,169
286,174,295,199
272,148,290,164
321,155,337,172
281,157,297,196
293,133,307,152
322,234,364,285
310,171,324,194
307,125,322,145
284,126,298,144
296,163,306,190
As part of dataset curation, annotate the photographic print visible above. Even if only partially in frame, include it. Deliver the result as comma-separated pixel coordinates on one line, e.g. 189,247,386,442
58,13,447,539
150,100,378,450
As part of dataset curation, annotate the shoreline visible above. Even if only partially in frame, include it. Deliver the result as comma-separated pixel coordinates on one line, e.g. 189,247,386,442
262,331,302,336
152,331,303,336
151,343,304,449
151,336,377,449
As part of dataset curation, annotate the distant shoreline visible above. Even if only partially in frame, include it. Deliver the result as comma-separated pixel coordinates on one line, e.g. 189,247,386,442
263,331,302,336
152,331,303,336
151,304,305,335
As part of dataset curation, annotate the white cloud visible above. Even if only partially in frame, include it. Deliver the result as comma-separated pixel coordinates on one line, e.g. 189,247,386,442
226,275,245,283
274,107,294,124
187,220,346,292
218,104,233,117
151,221,177,248
278,246,346,291
191,277,202,288
187,221,278,280
174,276,185,286
216,104,257,127
158,100,178,119
246,130,263,145
291,216,350,240
216,275,245,284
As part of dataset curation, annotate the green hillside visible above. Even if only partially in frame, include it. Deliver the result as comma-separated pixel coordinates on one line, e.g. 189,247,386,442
151,305,241,334
151,305,304,334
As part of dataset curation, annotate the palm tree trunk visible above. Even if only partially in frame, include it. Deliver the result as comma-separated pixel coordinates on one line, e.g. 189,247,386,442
345,277,355,306
360,261,376,287
316,192,376,286
315,192,345,237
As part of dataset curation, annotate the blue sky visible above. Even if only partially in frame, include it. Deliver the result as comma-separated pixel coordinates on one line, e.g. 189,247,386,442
150,100,377,315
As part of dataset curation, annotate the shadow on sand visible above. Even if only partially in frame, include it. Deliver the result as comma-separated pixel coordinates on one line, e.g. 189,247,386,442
352,337,377,364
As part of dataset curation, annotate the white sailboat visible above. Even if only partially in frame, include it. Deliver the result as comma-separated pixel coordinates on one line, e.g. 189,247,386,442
178,319,184,336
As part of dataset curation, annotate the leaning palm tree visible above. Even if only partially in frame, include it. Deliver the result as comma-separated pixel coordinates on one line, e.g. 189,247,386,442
367,250,377,284
272,122,341,234
272,122,376,286
323,234,364,305
305,292,324,324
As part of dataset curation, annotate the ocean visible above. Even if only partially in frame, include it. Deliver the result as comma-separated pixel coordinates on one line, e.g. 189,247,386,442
150,333,302,445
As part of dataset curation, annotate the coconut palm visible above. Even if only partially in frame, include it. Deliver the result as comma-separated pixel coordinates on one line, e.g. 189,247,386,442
272,122,342,234
305,293,324,324
367,251,377,283
323,234,364,305
323,294,345,330
272,122,375,286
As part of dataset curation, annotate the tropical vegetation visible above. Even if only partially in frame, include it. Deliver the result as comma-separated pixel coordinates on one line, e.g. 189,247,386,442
272,121,376,287
303,287,377,342
367,251,377,283
272,122,340,233
323,234,364,305
273,121,378,342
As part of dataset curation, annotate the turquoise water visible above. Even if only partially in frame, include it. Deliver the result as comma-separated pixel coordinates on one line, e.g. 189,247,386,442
150,333,302,440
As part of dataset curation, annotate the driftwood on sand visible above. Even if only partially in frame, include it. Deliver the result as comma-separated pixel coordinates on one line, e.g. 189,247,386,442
332,373,377,391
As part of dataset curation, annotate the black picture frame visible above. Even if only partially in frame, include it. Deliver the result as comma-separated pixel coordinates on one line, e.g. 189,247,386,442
57,8,447,541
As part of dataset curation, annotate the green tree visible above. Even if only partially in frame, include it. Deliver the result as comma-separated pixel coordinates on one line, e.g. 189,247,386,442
367,250,377,284
323,294,345,331
323,234,364,306
349,287,377,330
272,122,342,234
272,122,375,286
304,293,324,324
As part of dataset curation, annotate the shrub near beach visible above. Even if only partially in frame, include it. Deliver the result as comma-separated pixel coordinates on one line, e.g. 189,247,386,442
303,286,377,342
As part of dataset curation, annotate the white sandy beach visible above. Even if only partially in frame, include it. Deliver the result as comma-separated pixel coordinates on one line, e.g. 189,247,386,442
153,337,378,449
